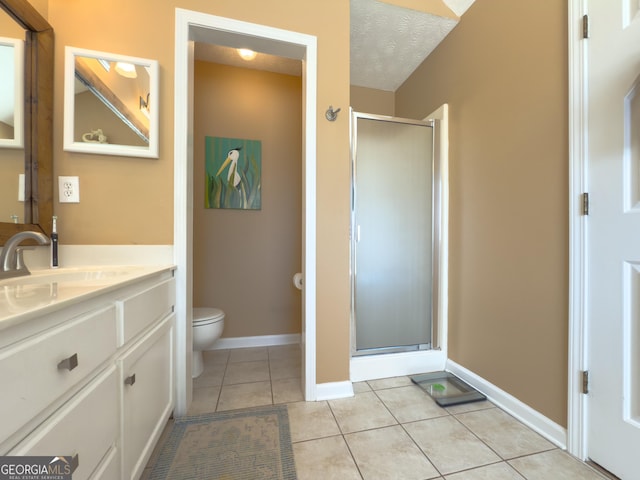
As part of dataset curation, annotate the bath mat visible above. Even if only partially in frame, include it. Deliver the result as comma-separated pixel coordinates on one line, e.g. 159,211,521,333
149,404,297,480
411,371,486,407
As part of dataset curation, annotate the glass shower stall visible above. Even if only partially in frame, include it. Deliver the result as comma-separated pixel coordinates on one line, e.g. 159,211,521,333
351,111,441,355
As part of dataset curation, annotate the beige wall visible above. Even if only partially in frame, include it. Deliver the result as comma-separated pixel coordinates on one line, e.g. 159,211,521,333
28,0,47,18
350,86,395,116
48,0,351,383
396,0,569,426
0,6,25,34
0,122,13,138
192,61,302,338
0,153,23,224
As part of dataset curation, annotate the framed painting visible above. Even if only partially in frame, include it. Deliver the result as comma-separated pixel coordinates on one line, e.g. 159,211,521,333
205,136,262,210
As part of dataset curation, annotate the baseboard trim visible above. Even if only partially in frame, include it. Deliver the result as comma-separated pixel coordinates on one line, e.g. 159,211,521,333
316,381,354,401
209,334,300,350
351,349,447,382
446,359,567,449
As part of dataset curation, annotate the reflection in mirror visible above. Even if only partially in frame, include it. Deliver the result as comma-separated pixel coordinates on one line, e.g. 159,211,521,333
64,47,159,158
0,37,24,225
0,36,23,148
0,5,26,226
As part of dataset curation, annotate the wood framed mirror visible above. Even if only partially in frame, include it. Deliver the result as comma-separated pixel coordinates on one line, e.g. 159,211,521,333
0,0,53,245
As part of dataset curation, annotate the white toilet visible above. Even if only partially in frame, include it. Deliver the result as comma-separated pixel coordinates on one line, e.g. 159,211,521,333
192,307,225,378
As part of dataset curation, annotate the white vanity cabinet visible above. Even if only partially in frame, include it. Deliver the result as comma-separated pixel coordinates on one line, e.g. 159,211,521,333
0,267,175,480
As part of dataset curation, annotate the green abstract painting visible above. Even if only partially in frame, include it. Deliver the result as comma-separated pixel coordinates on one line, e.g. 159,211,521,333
205,136,262,210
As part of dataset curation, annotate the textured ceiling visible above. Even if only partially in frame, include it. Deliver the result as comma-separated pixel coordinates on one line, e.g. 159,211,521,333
189,0,476,93
350,0,458,92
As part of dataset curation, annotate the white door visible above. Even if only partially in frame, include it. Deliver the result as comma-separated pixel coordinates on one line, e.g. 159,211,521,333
586,1,640,477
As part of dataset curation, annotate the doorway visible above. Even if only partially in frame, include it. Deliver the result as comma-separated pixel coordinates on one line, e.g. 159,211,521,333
174,9,318,415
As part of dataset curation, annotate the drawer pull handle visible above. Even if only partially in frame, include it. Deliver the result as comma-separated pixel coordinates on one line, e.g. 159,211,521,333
70,453,79,474
57,353,78,371
124,374,136,386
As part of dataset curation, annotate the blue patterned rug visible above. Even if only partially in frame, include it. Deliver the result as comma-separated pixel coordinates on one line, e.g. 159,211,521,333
149,405,297,479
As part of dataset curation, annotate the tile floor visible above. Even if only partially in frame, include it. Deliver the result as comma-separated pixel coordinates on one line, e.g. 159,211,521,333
145,345,608,479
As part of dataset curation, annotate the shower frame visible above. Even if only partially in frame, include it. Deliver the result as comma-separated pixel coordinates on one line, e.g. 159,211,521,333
349,109,444,357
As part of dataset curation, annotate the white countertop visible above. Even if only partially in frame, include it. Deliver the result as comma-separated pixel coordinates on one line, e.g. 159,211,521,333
0,265,175,331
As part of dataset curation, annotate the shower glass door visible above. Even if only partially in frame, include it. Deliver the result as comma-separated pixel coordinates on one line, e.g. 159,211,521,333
352,112,435,354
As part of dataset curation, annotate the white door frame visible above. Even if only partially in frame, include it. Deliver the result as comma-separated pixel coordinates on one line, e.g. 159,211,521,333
567,0,588,460
173,8,318,415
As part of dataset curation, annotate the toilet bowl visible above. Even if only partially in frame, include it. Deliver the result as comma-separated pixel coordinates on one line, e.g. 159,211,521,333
192,307,225,378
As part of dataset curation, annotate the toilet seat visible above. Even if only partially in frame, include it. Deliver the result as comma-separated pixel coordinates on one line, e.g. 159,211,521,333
193,307,225,326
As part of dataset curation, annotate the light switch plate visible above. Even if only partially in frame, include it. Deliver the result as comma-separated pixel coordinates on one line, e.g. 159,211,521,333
59,176,80,203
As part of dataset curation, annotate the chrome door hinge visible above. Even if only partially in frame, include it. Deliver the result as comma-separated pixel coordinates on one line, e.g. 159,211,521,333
582,370,589,394
583,14,589,39
582,192,589,215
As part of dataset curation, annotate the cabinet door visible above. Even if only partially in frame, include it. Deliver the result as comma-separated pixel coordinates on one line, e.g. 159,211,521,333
10,366,119,480
120,314,174,480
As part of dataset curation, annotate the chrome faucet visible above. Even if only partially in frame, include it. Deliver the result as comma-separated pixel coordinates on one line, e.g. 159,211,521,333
0,231,50,279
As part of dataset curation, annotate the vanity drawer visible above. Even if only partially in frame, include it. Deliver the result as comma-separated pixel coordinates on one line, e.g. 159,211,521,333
9,366,119,480
0,305,117,445
117,278,175,344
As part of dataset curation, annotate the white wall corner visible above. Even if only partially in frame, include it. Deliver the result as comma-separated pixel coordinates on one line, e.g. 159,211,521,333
316,381,354,401
446,359,568,449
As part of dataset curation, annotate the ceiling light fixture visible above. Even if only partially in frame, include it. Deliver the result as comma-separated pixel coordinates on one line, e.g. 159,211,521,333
237,48,257,61
115,61,137,78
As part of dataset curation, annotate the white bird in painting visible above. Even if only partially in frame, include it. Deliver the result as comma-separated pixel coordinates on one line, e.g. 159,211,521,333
216,147,242,188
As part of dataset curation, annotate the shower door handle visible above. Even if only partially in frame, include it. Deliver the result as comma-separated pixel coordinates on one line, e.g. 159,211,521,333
356,225,361,243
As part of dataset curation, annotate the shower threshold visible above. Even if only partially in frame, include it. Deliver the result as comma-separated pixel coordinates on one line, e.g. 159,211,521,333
352,343,431,357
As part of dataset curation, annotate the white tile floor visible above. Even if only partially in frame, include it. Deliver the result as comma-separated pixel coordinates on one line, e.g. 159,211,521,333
145,345,608,479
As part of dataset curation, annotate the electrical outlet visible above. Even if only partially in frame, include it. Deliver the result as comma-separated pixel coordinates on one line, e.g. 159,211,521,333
58,176,80,203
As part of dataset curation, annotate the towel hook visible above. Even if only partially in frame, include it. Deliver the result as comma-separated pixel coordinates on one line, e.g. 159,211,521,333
325,105,341,122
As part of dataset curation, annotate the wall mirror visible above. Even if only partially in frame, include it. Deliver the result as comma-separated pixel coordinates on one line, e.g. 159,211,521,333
0,36,24,148
63,47,159,158
0,0,53,245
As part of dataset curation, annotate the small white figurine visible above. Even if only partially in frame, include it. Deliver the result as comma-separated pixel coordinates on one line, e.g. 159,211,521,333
82,128,108,144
